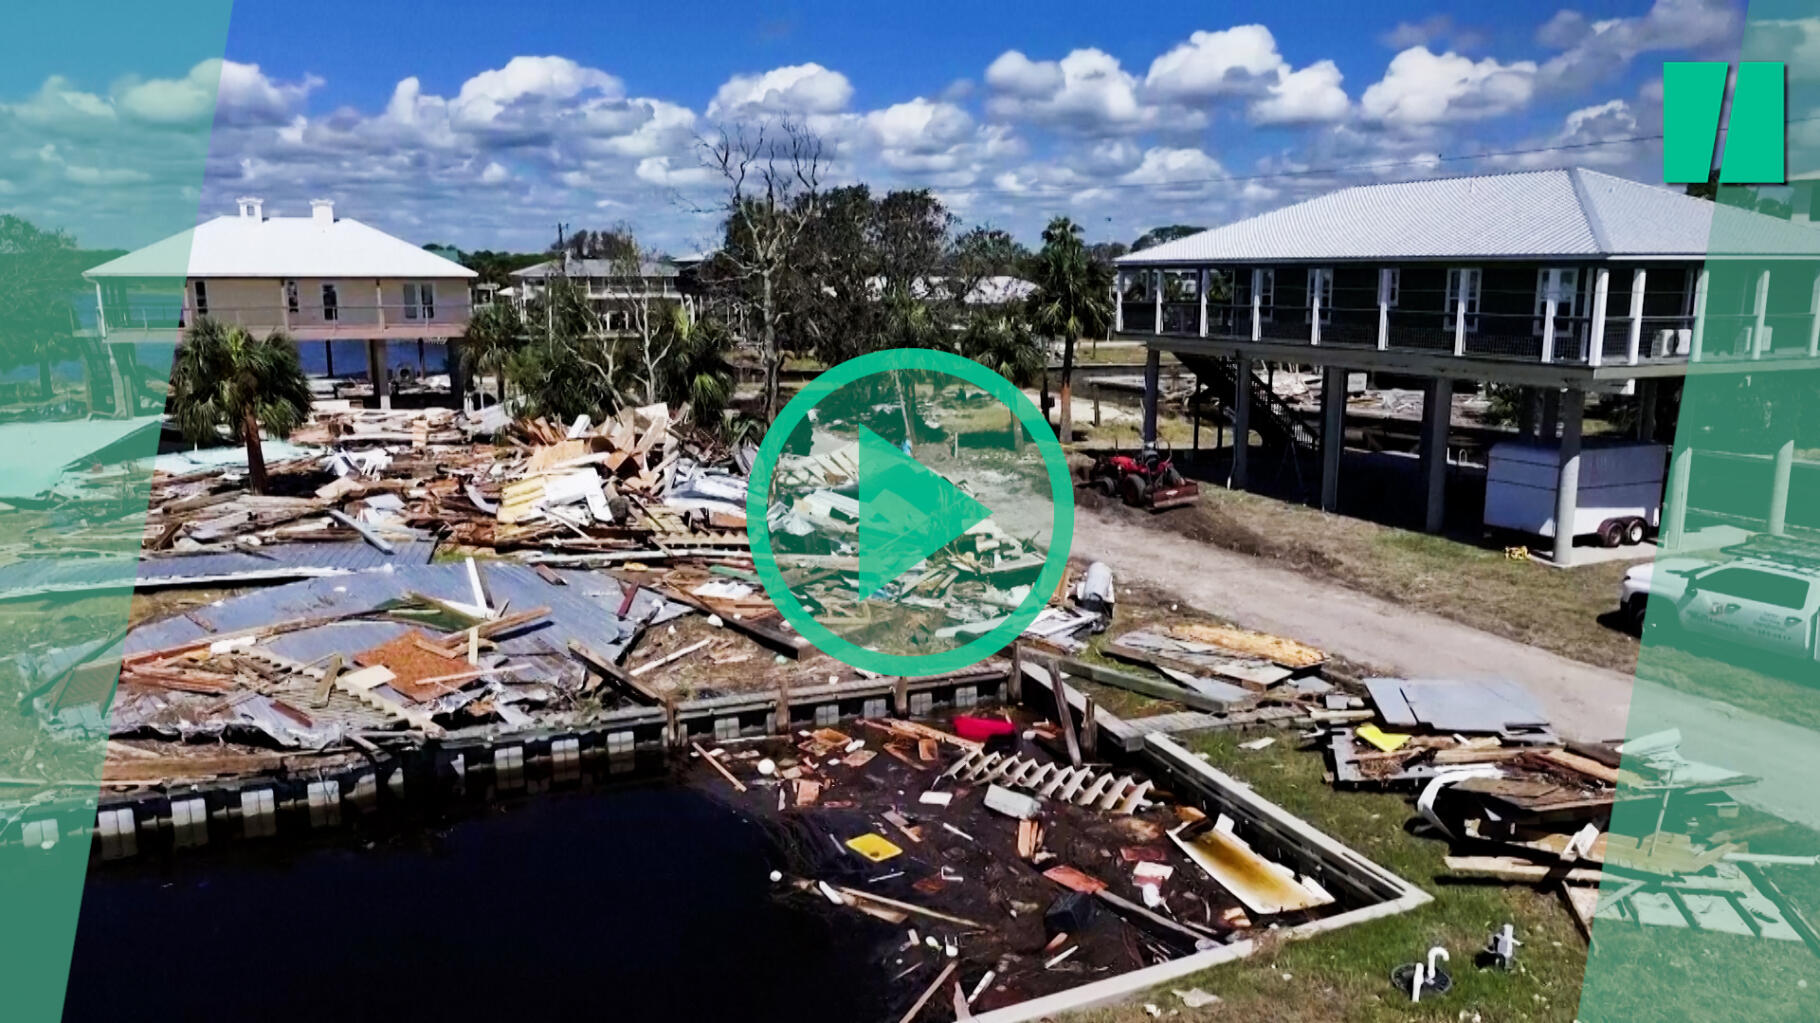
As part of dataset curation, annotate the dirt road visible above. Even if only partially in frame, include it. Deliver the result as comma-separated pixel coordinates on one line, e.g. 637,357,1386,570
1072,506,1637,742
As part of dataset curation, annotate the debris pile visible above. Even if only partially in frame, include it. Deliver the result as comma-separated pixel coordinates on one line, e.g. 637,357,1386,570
762,442,1050,647
685,706,1341,1015
1323,678,1801,949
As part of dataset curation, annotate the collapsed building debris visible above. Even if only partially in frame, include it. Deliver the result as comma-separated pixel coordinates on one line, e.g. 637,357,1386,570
1319,674,1805,950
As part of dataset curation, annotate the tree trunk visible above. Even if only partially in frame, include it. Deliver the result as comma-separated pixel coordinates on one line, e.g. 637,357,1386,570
1058,335,1075,443
38,357,52,401
243,408,269,495
1010,405,1024,452
762,270,780,421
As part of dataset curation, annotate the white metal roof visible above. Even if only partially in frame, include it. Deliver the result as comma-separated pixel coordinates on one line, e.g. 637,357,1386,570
85,207,478,279
1117,168,1820,265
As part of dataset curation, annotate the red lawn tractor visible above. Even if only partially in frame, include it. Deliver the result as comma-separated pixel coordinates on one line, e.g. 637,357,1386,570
1085,442,1200,512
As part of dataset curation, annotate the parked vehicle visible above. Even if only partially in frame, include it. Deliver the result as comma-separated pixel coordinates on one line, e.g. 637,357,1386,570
1486,441,1668,548
1618,536,1820,658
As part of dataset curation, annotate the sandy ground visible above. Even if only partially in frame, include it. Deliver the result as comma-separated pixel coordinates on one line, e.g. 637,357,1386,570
1070,504,1637,742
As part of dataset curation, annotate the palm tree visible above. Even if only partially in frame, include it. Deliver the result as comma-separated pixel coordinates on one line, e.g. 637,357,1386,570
461,300,525,409
169,317,312,494
656,304,735,430
959,312,1042,450
1028,216,1113,444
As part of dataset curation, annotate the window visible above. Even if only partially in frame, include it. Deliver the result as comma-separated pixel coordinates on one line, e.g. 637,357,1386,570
193,280,208,316
1257,269,1275,322
402,282,436,321
1381,269,1400,308
285,280,298,316
1700,567,1811,610
1445,268,1481,332
1305,268,1333,324
1533,267,1582,335
321,283,339,322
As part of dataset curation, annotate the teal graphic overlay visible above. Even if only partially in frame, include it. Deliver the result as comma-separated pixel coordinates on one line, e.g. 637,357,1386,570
856,425,993,600
747,348,1073,675
0,4,230,1021
1664,60,1786,184
1580,5,1820,1020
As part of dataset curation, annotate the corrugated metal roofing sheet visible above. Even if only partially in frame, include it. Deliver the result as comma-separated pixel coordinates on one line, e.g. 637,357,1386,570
0,540,438,601
124,564,689,689
1118,168,1820,265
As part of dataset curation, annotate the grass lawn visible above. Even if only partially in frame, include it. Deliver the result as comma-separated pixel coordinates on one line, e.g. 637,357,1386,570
1064,727,1591,1023
1111,483,1641,674
1060,725,1820,1022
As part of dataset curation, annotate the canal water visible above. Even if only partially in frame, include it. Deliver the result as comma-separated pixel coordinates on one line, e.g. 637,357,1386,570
63,779,897,1022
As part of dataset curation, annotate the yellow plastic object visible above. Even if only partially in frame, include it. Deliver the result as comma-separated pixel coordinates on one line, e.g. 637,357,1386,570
845,833,904,862
1357,723,1411,753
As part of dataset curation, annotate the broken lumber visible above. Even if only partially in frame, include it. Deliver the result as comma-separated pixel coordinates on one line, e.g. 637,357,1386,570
692,742,747,792
1444,854,1604,885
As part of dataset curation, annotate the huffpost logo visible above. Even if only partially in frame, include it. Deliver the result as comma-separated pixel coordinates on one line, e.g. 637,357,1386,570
1664,61,1786,185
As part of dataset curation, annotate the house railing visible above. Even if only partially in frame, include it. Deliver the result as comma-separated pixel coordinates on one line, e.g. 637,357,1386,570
1114,265,1820,369
98,303,472,339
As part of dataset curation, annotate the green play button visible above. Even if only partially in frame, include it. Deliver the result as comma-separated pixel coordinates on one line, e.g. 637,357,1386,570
856,425,992,599
747,348,1074,676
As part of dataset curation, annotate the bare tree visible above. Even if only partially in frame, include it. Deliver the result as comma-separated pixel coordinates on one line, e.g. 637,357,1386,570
608,232,673,407
698,121,824,420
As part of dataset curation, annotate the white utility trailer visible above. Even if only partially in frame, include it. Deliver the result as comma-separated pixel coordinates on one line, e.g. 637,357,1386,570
1484,441,1669,548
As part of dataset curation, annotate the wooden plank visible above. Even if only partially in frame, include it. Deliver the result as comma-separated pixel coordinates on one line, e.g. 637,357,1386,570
692,742,747,792
1737,861,1820,958
1444,855,1604,885
1056,656,1255,713
568,639,663,705
897,962,958,1023
1049,658,1082,768
310,654,343,709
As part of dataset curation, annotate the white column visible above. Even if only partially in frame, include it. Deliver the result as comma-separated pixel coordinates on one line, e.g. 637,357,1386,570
1752,267,1770,359
1690,267,1710,362
1452,283,1467,357
1588,268,1610,367
1113,272,1124,333
1662,445,1693,549
1153,270,1163,336
1198,268,1209,338
1377,269,1390,351
1551,389,1585,566
1808,268,1820,357
93,282,108,340
1770,438,1795,536
279,281,290,331
1541,294,1559,364
1309,270,1322,346
1627,268,1647,365
1250,269,1262,341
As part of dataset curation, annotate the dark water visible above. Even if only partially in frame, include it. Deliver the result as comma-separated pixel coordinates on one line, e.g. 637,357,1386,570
63,782,895,1023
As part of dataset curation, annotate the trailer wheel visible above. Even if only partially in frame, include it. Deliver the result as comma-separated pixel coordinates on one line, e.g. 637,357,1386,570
1622,517,1647,546
1597,519,1624,548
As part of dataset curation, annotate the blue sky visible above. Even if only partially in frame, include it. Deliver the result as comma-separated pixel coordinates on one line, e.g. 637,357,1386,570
0,1,1756,253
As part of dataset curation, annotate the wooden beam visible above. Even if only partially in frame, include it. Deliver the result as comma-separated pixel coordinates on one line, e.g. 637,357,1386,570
1049,659,1082,768
567,639,663,705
